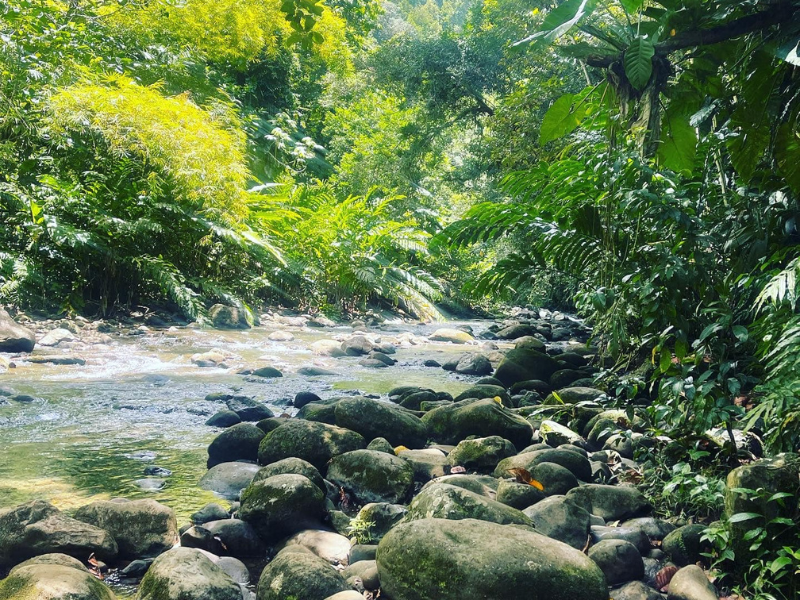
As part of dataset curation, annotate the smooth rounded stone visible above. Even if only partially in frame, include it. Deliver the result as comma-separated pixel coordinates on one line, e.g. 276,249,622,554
203,520,265,558
349,544,377,563
207,423,265,468
369,351,396,366
192,503,230,525
429,328,474,344
281,530,351,566
590,525,651,554
0,563,117,600
395,449,449,481
423,359,441,367
559,443,588,456
215,556,249,585
134,478,166,491
181,526,226,555
333,397,427,448
268,330,294,341
494,448,591,482
588,539,644,586
612,581,665,600
398,390,438,410
225,397,274,422
136,547,241,600
9,553,88,574
324,592,364,600
532,462,579,495
494,348,560,388
496,480,546,509
422,398,533,448
143,465,172,477
523,495,591,549
38,327,76,347
661,524,709,566
510,379,552,396
586,417,619,445
341,335,374,356
566,484,651,520
0,500,118,569
257,419,365,471
422,474,498,498
377,518,608,600
454,353,493,375
666,565,718,600
366,437,395,454
252,457,325,491
0,309,35,352
256,417,286,434
120,559,153,578
454,384,512,407
209,304,250,330
495,324,538,340
359,358,387,368
296,399,341,424
544,387,605,405
621,517,676,541
343,559,379,589
405,483,532,526
447,436,517,472
294,392,322,408
419,399,452,411
311,340,347,357
73,499,178,560
354,503,408,543
238,474,325,541
539,420,584,446
327,450,415,504
256,548,348,600
549,368,585,389
198,462,260,500
251,366,282,378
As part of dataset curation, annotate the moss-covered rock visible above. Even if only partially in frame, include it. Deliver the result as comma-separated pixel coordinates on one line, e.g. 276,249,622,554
539,420,584,446
495,480,546,509
422,398,532,448
566,484,651,521
543,387,605,406
238,474,325,541
136,547,241,600
295,399,343,424
353,503,408,543
366,437,395,454
326,450,415,504
257,419,365,471
532,462,580,495
333,397,427,448
206,423,265,468
447,436,517,473
0,563,117,600
376,518,608,600
198,462,260,500
256,548,348,600
395,449,449,481
523,496,591,549
405,483,532,526
396,390,438,410
421,474,499,498
493,348,560,388
662,524,709,566
493,448,592,482
454,385,512,407
587,539,643,586
252,457,325,491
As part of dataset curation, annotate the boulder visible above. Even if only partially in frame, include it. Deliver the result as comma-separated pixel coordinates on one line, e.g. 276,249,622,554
429,328,474,344
496,324,538,340
523,496,591,549
353,503,408,543
203,519,265,558
252,457,325,491
405,483,531,526
38,328,76,347
0,309,35,352
9,553,88,574
296,399,341,424
494,448,592,482
587,539,644,585
136,547,242,600
493,348,559,387
333,397,427,448
191,504,230,525
454,354,493,376
73,499,178,560
198,462,260,500
549,369,585,389
256,548,348,600
590,526,650,555
0,562,117,600
376,518,608,600
396,449,449,481
454,385,512,407
281,530,351,566
225,397,274,421
666,565,718,600
539,420,584,446
612,581,664,600
495,480,546,509
531,462,579,495
422,398,532,448
294,392,322,408
327,450,415,504
566,484,650,521
251,366,282,378
396,390,438,411
341,335,374,356
447,436,517,472
366,437,395,454
209,304,250,330
662,524,709,566
257,420,365,471
311,340,347,357
238,474,325,541
207,423,265,468
544,387,604,405
205,411,241,428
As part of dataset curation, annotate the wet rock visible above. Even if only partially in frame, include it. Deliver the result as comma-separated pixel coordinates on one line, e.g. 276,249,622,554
612,581,665,600
369,351,396,366
327,450,415,504
496,324,538,340
343,559,379,589
366,437,395,454
191,504,230,525
205,410,241,428
550,368,585,389
494,448,592,482
136,547,241,600
120,559,153,578
666,565,717,600
238,474,325,541
298,366,337,376
544,387,605,405
225,397,274,421
523,495,591,549
203,519,265,558
396,390,438,410
0,309,35,352
376,518,608,600
0,500,118,569
429,328,474,344
296,398,341,424
334,397,427,448
495,480,546,509
251,366,282,378
662,524,709,566
311,340,346,357
38,327,76,347
257,419,365,471
354,503,408,543
405,483,532,526
180,526,226,555
252,457,325,491
447,436,517,473
294,392,322,408
281,530,351,566
210,304,251,330
198,462,260,499
207,423,265,468
143,466,172,477
256,548,347,600
590,525,650,554
268,330,294,341
422,398,532,448
494,348,560,388
566,484,650,520
0,562,117,599
73,499,178,560
341,335,374,356
454,353,493,375
588,539,644,585
454,384,512,407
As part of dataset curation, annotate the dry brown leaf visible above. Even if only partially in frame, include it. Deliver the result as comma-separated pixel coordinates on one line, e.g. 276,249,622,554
655,565,678,592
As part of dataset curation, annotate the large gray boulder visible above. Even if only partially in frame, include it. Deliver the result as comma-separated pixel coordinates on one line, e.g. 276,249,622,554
376,518,608,600
0,501,117,569
209,304,250,330
566,484,650,521
73,499,177,560
429,328,474,344
257,420,365,471
587,539,644,586
256,548,348,600
198,462,260,499
494,448,592,482
334,397,428,448
405,483,531,526
493,348,559,387
0,562,117,600
238,474,325,541
667,565,718,600
0,309,35,352
136,547,242,600
202,519,265,558
448,436,517,473
422,398,532,448
252,457,325,491
326,450,415,504
207,423,265,468
523,495,591,549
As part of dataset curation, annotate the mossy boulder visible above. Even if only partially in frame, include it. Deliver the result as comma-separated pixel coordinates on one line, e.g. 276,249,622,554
447,436,517,472
0,562,117,600
333,397,427,448
395,449,449,481
256,548,348,600
238,474,325,541
566,484,650,521
326,450,415,504
252,457,325,491
532,462,580,495
429,328,474,344
198,462,260,500
405,483,531,526
495,480,546,509
396,390,438,410
296,399,343,424
376,518,608,600
422,398,532,448
544,387,605,405
257,419,365,471
662,524,710,566
209,304,250,330
454,385,512,407
549,369,585,389
73,499,178,560
539,420,584,446
206,423,265,468
0,309,36,353
493,448,592,482
421,474,499,498
493,348,560,388
136,547,241,600
587,539,644,586
353,503,408,543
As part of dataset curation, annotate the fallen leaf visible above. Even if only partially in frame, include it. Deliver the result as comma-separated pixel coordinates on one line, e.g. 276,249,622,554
394,445,409,455
655,565,678,592
507,467,545,490
450,466,467,474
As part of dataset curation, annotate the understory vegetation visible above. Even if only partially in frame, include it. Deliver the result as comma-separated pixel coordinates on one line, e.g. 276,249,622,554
3,0,800,595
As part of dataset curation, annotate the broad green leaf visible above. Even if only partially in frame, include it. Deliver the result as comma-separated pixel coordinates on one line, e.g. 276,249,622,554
624,36,655,91
618,0,644,14
769,557,793,574
776,38,800,66
775,123,800,195
540,94,584,145
514,0,595,46
732,325,748,342
657,116,697,175
728,512,761,523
